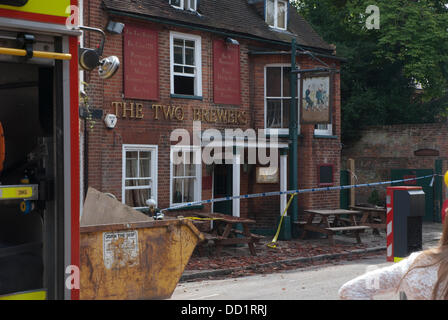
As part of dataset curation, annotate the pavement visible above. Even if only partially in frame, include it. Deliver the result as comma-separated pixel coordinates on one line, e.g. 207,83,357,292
180,222,443,282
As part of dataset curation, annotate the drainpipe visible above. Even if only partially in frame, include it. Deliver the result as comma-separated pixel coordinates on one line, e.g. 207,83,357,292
289,39,299,234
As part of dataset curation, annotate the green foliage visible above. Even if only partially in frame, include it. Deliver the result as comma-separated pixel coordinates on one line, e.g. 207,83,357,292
292,0,448,142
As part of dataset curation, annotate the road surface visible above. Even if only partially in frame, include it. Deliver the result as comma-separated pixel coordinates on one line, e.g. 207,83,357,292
171,255,398,300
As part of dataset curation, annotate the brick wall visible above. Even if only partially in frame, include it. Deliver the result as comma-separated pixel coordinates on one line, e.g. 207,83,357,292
342,123,448,206
82,1,342,231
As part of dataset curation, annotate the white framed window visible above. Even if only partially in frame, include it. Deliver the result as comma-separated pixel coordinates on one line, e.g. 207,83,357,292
264,64,300,135
170,31,202,97
170,146,202,206
169,0,197,11
169,0,183,9
314,123,333,136
266,0,288,30
122,145,158,209
185,0,197,11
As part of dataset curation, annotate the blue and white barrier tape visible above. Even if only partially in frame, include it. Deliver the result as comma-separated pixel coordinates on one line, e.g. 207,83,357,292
160,174,436,212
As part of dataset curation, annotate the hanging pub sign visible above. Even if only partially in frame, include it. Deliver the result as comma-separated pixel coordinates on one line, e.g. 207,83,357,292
213,39,241,105
124,24,159,101
300,72,333,124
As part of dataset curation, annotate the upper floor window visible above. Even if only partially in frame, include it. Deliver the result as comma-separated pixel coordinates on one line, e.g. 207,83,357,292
170,32,202,97
266,0,287,30
170,0,197,11
264,65,299,135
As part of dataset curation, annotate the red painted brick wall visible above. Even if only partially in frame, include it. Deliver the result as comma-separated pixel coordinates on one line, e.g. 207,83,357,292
82,1,342,231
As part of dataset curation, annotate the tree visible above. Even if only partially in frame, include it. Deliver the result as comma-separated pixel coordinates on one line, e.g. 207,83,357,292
293,0,448,142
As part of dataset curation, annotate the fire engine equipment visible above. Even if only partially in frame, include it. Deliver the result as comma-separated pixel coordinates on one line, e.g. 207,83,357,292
0,47,71,60
386,186,425,262
0,122,4,173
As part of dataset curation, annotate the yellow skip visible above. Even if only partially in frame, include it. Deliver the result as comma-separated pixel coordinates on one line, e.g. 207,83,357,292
267,193,297,249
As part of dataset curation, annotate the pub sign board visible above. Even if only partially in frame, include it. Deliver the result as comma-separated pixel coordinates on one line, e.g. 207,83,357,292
124,24,159,101
300,72,333,124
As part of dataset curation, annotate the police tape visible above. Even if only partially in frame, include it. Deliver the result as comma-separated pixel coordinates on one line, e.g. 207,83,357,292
160,174,436,213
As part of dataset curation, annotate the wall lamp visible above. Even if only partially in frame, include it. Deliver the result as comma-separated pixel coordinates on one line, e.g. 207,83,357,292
106,20,125,35
78,25,124,79
225,37,239,45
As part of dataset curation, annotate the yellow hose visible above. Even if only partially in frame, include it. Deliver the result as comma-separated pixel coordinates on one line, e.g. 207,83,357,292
0,47,72,60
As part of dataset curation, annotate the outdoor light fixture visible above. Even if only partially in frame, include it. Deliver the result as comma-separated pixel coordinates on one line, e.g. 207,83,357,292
98,55,120,79
78,25,124,79
106,21,125,35
225,37,239,45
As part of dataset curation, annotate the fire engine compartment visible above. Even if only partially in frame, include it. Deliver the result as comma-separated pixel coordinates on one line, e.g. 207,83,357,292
0,30,64,297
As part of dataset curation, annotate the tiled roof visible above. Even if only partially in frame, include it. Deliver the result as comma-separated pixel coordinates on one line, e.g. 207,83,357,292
102,0,333,53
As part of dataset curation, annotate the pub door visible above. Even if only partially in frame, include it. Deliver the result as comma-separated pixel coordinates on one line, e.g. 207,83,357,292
213,164,232,215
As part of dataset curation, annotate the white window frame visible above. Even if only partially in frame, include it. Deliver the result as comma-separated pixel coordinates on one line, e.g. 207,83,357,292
170,31,202,97
170,146,202,207
122,144,158,209
169,0,183,9
169,0,196,11
264,64,300,136
266,0,288,30
185,0,197,11
314,123,333,136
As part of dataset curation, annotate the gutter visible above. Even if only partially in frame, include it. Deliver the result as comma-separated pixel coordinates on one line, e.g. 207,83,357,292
248,50,347,62
104,8,335,57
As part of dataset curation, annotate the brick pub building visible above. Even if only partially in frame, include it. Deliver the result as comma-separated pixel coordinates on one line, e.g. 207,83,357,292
81,0,342,234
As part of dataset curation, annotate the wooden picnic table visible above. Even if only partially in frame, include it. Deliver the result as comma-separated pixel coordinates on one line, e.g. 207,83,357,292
349,206,387,234
299,209,371,246
188,212,261,256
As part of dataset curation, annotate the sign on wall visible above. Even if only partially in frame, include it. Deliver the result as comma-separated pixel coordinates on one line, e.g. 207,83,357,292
124,24,159,101
213,39,241,105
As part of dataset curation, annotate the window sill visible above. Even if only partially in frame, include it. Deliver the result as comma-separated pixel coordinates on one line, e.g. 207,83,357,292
167,204,204,212
313,134,338,139
170,94,203,100
264,130,303,138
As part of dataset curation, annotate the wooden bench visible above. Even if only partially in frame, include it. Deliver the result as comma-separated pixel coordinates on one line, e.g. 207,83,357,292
190,212,258,257
299,209,371,246
325,226,371,245
232,229,264,243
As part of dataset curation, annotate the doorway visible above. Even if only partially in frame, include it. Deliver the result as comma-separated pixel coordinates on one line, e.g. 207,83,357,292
213,164,232,215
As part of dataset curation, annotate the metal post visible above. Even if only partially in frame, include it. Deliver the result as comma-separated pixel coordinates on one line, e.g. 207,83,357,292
289,39,299,234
